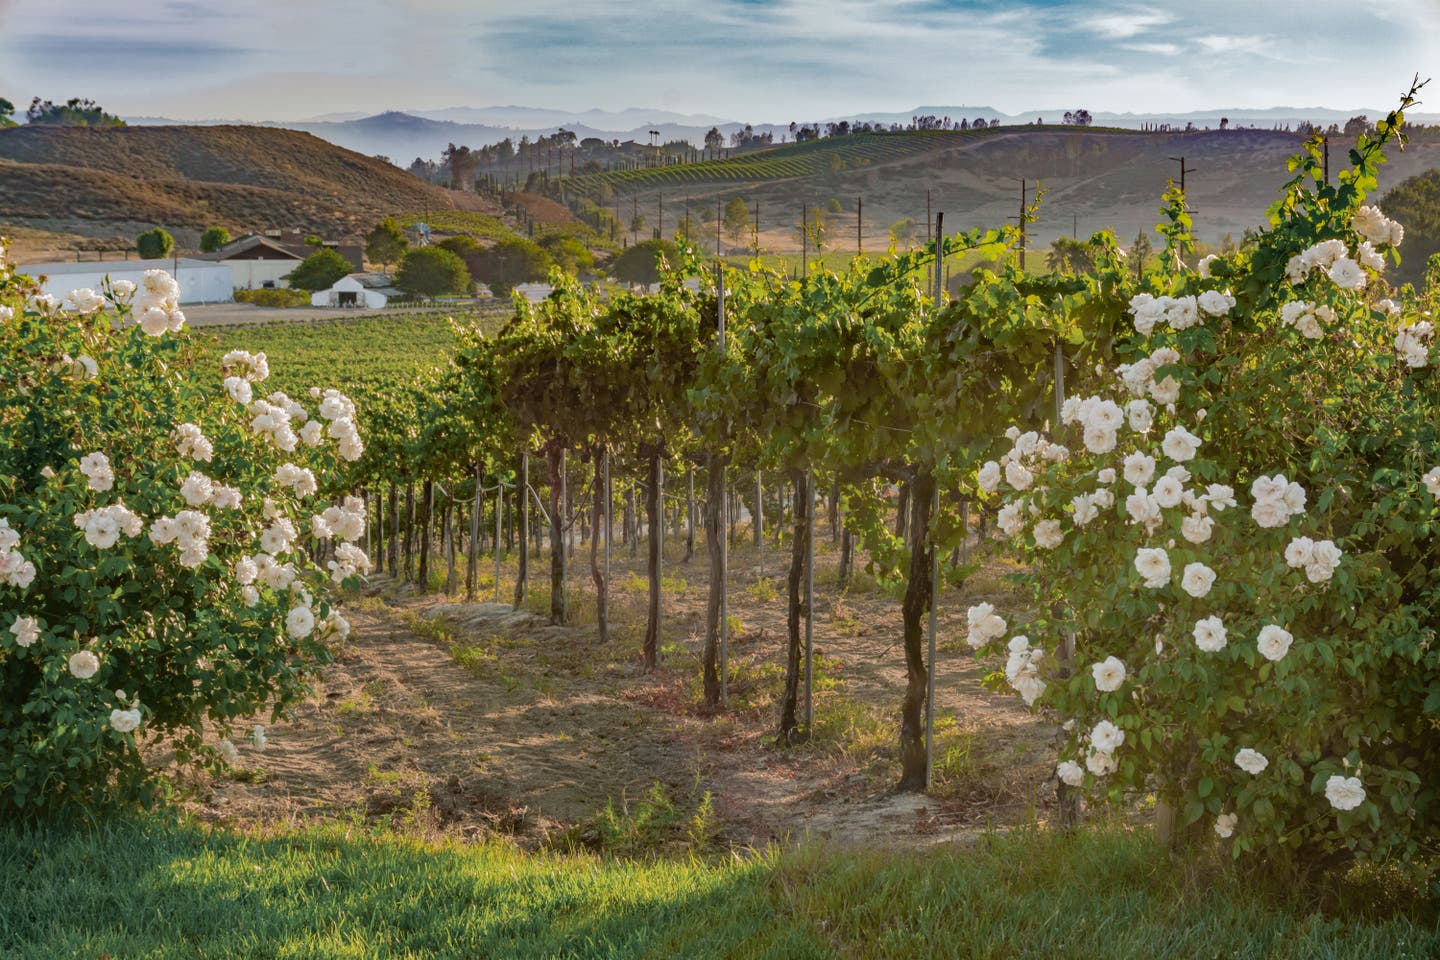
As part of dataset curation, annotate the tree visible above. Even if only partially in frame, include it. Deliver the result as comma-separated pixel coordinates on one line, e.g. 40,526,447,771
26,97,124,126
538,234,595,276
365,218,409,272
610,239,679,287
136,228,174,260
285,248,352,291
470,237,552,293
889,218,917,249
723,197,750,245
0,98,15,127
199,227,231,253
396,247,471,298
1045,236,1095,275
704,127,724,160
1344,115,1372,137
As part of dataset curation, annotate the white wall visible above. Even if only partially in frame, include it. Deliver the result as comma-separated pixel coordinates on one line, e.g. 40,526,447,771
221,259,295,290
24,262,234,304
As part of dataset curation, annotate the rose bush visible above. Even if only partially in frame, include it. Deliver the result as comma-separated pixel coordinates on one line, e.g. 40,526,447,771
0,245,369,812
972,101,1440,866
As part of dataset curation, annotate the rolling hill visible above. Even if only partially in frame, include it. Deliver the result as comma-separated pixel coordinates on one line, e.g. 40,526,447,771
0,124,501,251
573,125,1440,250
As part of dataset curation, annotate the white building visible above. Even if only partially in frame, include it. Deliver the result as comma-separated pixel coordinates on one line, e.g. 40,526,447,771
197,234,365,291
310,275,388,309
17,258,233,304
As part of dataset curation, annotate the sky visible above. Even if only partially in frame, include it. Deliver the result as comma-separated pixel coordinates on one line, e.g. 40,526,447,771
2,0,1439,123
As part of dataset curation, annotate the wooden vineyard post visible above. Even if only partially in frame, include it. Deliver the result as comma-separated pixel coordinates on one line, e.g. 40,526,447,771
403,482,414,583
514,451,529,610
386,484,399,575
755,469,764,576
719,263,729,706
467,467,481,600
445,485,457,595
685,466,695,563
1053,341,1082,829
925,212,944,789
494,477,503,603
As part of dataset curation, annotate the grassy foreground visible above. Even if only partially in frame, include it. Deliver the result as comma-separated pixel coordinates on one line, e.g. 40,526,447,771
1,818,1435,959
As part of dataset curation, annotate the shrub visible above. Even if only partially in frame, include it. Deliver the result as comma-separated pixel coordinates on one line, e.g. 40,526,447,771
974,119,1440,867
136,228,174,260
233,287,309,308
470,237,552,294
0,248,370,813
610,239,679,287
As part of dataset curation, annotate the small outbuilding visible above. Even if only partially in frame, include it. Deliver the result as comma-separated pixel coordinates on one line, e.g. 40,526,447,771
310,275,388,309
17,258,233,304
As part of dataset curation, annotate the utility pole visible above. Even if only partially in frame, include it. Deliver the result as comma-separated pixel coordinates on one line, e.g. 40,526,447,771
1010,178,1029,272
1167,155,1196,202
716,198,722,257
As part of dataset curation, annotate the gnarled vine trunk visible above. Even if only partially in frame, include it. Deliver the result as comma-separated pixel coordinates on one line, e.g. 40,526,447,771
642,446,663,671
779,469,809,742
702,454,729,705
898,471,935,792
545,442,566,624
514,450,529,609
591,444,609,643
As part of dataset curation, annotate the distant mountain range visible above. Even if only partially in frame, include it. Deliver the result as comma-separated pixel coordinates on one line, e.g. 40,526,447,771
119,103,1440,166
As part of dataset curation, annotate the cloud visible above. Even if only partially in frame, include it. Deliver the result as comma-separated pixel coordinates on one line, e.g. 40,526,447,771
1084,10,1171,39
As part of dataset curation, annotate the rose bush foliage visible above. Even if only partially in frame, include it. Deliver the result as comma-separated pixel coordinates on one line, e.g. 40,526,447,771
973,105,1440,865
0,248,369,812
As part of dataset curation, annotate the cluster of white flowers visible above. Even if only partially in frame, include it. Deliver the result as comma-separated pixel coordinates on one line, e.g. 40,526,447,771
316,388,364,461
1278,300,1336,340
172,423,214,462
149,510,213,568
1127,290,1234,336
217,738,240,765
1395,320,1433,369
1284,238,1372,290
78,451,114,492
274,463,318,499
1086,720,1124,775
7,613,40,650
313,496,366,542
0,518,37,589
179,471,241,511
1284,536,1343,584
109,691,142,734
63,287,106,315
1004,636,1045,705
73,503,143,549
134,270,186,336
1117,347,1185,410
1352,205,1404,248
221,349,270,383
1250,473,1307,529
259,516,298,556
327,542,373,583
966,602,1007,648
248,395,303,453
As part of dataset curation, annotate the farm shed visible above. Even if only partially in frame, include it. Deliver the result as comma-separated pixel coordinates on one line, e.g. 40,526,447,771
310,275,388,309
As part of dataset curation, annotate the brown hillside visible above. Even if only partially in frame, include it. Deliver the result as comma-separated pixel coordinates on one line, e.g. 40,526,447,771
0,124,501,247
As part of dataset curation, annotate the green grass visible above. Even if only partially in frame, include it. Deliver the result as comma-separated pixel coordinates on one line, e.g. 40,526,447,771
2,816,1433,959
192,309,505,397
398,210,515,240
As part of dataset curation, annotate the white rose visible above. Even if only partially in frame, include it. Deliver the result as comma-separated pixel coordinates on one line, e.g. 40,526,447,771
1161,426,1201,463
9,615,41,647
78,451,114,492
1071,494,1099,527
1180,562,1216,599
1123,452,1156,487
1125,399,1153,434
217,739,240,765
69,649,101,679
1197,289,1234,316
1083,426,1118,455
1197,254,1218,278
966,603,1007,648
1214,812,1237,838
1125,490,1161,528
1032,519,1063,549
109,707,142,734
1152,475,1184,509
224,376,253,404
1181,513,1213,544
1193,615,1228,652
180,471,214,508
1086,749,1117,776
1004,461,1034,492
1204,484,1236,511
1097,468,1116,485
1134,547,1171,588
1324,774,1366,811
1091,655,1126,692
1423,466,1440,498
1256,624,1293,662
977,461,1001,493
286,605,315,639
1090,720,1125,753
1234,748,1268,775
1306,539,1342,583
251,724,267,750
1327,257,1366,290
1057,761,1085,786
1250,499,1291,529
1149,376,1180,405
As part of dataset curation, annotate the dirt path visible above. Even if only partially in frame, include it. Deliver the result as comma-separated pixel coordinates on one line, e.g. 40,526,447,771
196,539,1057,850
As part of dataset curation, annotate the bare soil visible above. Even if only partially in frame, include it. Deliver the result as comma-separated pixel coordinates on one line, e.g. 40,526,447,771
192,534,1056,850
